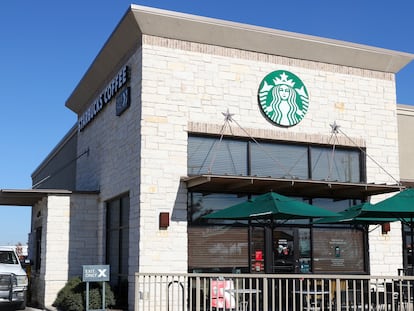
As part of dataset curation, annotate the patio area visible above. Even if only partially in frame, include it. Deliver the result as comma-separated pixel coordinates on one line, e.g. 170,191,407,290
135,272,414,311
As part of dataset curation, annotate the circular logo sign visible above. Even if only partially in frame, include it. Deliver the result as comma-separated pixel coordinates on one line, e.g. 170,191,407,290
258,70,309,127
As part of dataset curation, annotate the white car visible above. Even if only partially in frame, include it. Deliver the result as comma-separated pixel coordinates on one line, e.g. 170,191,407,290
0,246,28,310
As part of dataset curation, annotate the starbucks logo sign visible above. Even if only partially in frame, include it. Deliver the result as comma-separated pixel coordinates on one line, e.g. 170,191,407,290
258,70,309,127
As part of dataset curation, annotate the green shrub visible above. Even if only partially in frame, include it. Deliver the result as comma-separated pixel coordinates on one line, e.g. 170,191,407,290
53,276,116,311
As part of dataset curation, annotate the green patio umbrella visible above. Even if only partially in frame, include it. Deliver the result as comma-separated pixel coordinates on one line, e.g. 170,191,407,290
203,192,338,273
313,202,399,225
360,188,414,220
203,191,339,220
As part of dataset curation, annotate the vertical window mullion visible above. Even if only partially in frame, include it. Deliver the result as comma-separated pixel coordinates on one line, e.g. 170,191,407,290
118,199,123,279
106,194,130,309
307,145,312,179
247,141,251,176
359,149,366,183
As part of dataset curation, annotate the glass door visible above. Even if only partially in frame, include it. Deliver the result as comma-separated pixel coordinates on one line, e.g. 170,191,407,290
250,226,311,274
250,227,265,273
273,229,295,273
403,224,413,275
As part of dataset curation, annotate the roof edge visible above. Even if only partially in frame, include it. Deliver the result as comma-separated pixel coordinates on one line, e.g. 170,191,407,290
66,5,141,114
66,5,414,114
131,4,414,60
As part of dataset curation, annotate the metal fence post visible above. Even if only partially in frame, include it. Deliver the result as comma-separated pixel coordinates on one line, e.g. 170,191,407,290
336,278,341,311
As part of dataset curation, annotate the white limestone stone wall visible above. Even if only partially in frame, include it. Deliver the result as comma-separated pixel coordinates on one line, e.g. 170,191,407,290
75,34,402,310
43,195,70,307
368,221,403,275
76,50,145,310
30,193,100,308
141,36,401,275
76,44,189,275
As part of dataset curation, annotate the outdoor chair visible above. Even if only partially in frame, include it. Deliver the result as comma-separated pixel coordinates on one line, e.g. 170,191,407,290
210,278,236,310
394,280,413,311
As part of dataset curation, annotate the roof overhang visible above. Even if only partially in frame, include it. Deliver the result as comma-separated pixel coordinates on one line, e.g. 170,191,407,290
182,175,403,200
0,189,72,206
66,5,414,114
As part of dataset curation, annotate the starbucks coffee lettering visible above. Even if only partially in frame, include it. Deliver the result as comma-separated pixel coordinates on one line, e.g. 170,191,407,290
78,66,129,131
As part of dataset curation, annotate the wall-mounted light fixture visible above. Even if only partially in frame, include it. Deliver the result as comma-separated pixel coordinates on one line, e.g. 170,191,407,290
381,222,391,234
159,212,170,229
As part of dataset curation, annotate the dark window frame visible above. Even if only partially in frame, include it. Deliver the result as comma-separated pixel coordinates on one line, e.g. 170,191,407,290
34,227,42,272
188,134,365,183
187,134,369,274
106,192,130,310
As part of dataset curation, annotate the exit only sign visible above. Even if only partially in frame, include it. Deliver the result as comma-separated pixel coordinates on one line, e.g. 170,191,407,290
82,265,110,282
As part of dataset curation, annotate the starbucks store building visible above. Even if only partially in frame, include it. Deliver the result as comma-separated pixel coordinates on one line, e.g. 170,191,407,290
10,4,414,309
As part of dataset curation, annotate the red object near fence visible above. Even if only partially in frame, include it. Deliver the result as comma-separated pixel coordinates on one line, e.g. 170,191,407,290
210,278,236,309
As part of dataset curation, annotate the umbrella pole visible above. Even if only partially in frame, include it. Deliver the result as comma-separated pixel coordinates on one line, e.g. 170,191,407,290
411,217,414,276
264,225,273,273
263,216,275,274
248,219,252,273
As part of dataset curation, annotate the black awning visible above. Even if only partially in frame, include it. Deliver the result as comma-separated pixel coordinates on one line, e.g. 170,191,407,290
182,175,403,200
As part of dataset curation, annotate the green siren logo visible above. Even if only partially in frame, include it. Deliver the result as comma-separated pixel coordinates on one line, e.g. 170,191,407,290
258,70,309,127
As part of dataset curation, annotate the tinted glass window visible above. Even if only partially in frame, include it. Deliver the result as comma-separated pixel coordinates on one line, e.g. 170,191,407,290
189,192,248,224
106,194,129,309
188,135,362,183
313,228,365,273
250,142,308,179
311,146,361,182
188,136,248,175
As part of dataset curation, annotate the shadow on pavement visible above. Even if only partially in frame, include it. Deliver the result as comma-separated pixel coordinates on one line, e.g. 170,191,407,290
0,305,42,311
0,305,20,311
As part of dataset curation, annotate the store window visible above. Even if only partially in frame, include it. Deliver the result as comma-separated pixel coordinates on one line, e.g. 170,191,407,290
106,194,129,309
310,146,361,182
250,142,308,179
188,135,364,182
189,193,368,273
187,135,368,274
34,227,42,272
188,226,248,272
402,224,413,275
189,192,248,224
188,136,248,175
312,227,365,273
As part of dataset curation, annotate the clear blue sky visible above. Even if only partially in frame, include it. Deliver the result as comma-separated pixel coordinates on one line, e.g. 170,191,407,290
0,0,413,246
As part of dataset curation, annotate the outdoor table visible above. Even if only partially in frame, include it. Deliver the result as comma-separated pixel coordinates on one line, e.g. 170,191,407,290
394,281,413,310
294,289,330,311
224,288,261,310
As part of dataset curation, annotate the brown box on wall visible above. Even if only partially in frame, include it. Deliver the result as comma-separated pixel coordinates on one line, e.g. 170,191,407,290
159,212,170,229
